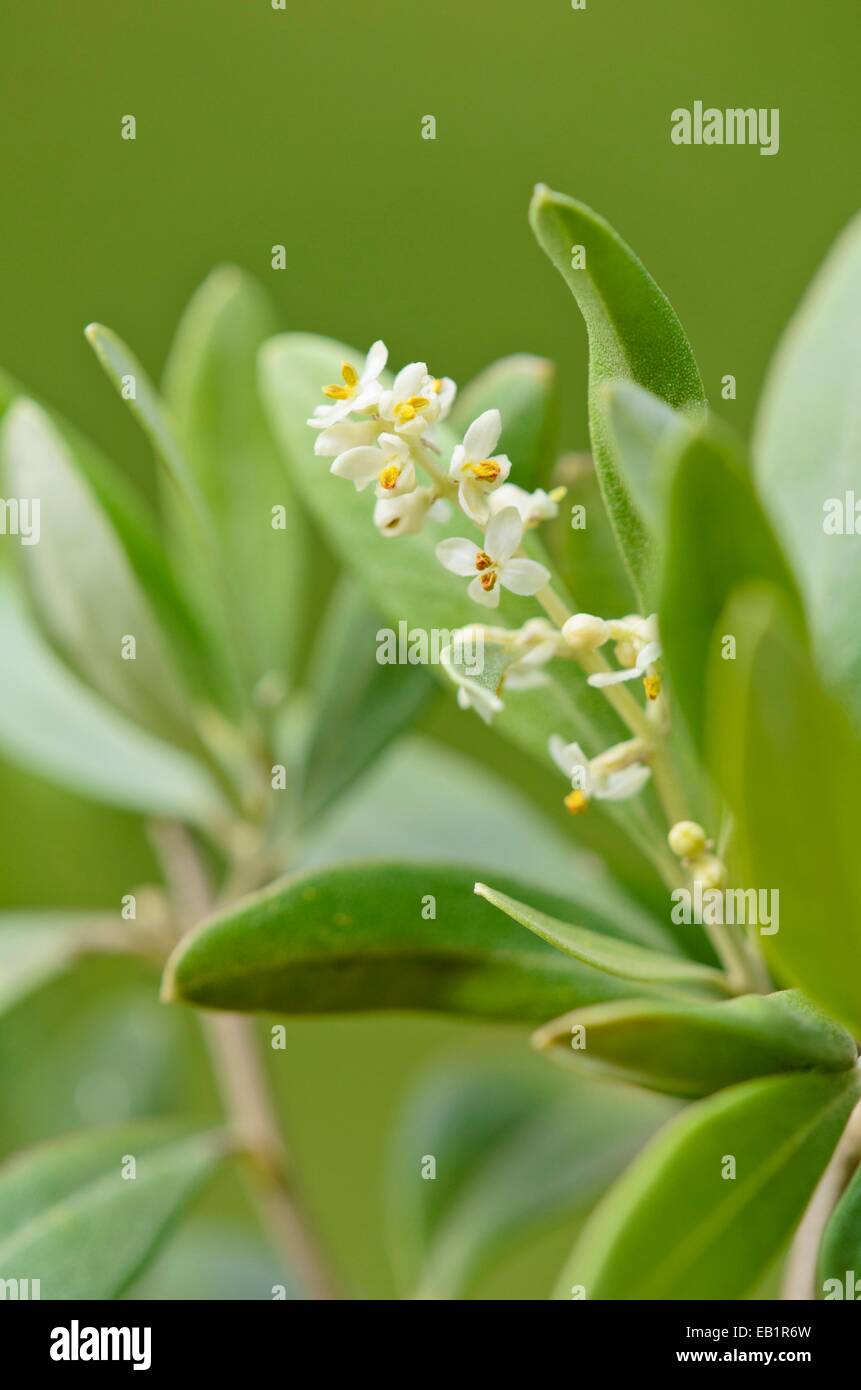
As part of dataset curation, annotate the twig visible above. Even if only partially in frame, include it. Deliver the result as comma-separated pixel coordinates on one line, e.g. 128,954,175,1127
782,1090,861,1300
150,819,342,1300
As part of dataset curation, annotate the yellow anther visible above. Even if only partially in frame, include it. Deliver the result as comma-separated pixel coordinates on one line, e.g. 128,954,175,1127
341,362,359,388
465,459,501,483
431,378,443,394
564,789,589,815
474,551,493,571
378,465,400,490
479,571,497,592
643,673,662,700
323,384,351,400
394,403,416,422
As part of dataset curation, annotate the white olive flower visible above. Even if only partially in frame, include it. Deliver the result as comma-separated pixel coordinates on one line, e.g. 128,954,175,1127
448,410,512,525
548,734,652,813
435,506,550,609
424,374,457,421
505,618,560,690
587,613,662,699
330,432,416,498
377,362,441,439
313,418,382,459
373,485,443,538
489,482,563,528
307,341,388,429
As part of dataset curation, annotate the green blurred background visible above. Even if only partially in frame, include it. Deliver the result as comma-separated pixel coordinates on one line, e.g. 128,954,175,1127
1,0,858,1298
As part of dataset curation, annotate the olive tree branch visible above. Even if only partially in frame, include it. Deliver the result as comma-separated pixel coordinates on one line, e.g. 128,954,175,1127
149,819,341,1300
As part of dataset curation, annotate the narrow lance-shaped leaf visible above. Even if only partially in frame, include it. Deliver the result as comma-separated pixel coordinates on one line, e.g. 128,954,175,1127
85,321,247,711
162,266,309,693
754,210,861,732
660,418,803,749
299,579,435,825
295,734,673,946
388,1061,673,1299
0,1125,225,1300
1,401,201,749
601,380,691,539
529,186,705,607
474,882,729,998
449,354,559,493
556,1068,861,1299
708,583,861,1039
534,990,858,1099
0,912,135,1017
0,577,229,827
163,861,677,1022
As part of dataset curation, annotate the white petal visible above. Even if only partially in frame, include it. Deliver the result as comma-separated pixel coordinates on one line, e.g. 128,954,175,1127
489,483,530,519
587,666,640,688
636,639,663,671
597,764,652,801
467,574,501,608
449,444,466,479
485,506,524,563
458,480,491,527
379,432,409,462
499,558,551,596
392,361,427,398
462,408,501,461
362,339,388,382
314,420,379,457
330,446,383,489
548,735,587,780
436,537,480,577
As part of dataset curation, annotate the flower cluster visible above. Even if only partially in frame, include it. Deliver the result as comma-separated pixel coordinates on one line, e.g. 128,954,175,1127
307,340,667,815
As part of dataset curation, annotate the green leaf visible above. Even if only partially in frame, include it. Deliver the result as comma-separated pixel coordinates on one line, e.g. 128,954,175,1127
388,1060,672,1298
1,400,199,747
0,912,124,1015
449,354,559,492
297,734,673,950
534,990,857,1098
529,186,704,607
85,322,203,511
602,381,690,539
299,579,435,823
259,332,624,771
162,266,308,692
708,584,861,1038
819,1161,861,1299
547,450,636,618
0,1124,224,1299
754,211,861,730
474,882,729,998
0,578,228,826
556,1068,861,1299
163,860,678,1022
660,419,803,748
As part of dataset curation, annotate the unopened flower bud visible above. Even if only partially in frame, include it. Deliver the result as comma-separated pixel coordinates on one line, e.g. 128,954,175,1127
562,613,610,651
668,820,708,859
688,852,727,891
